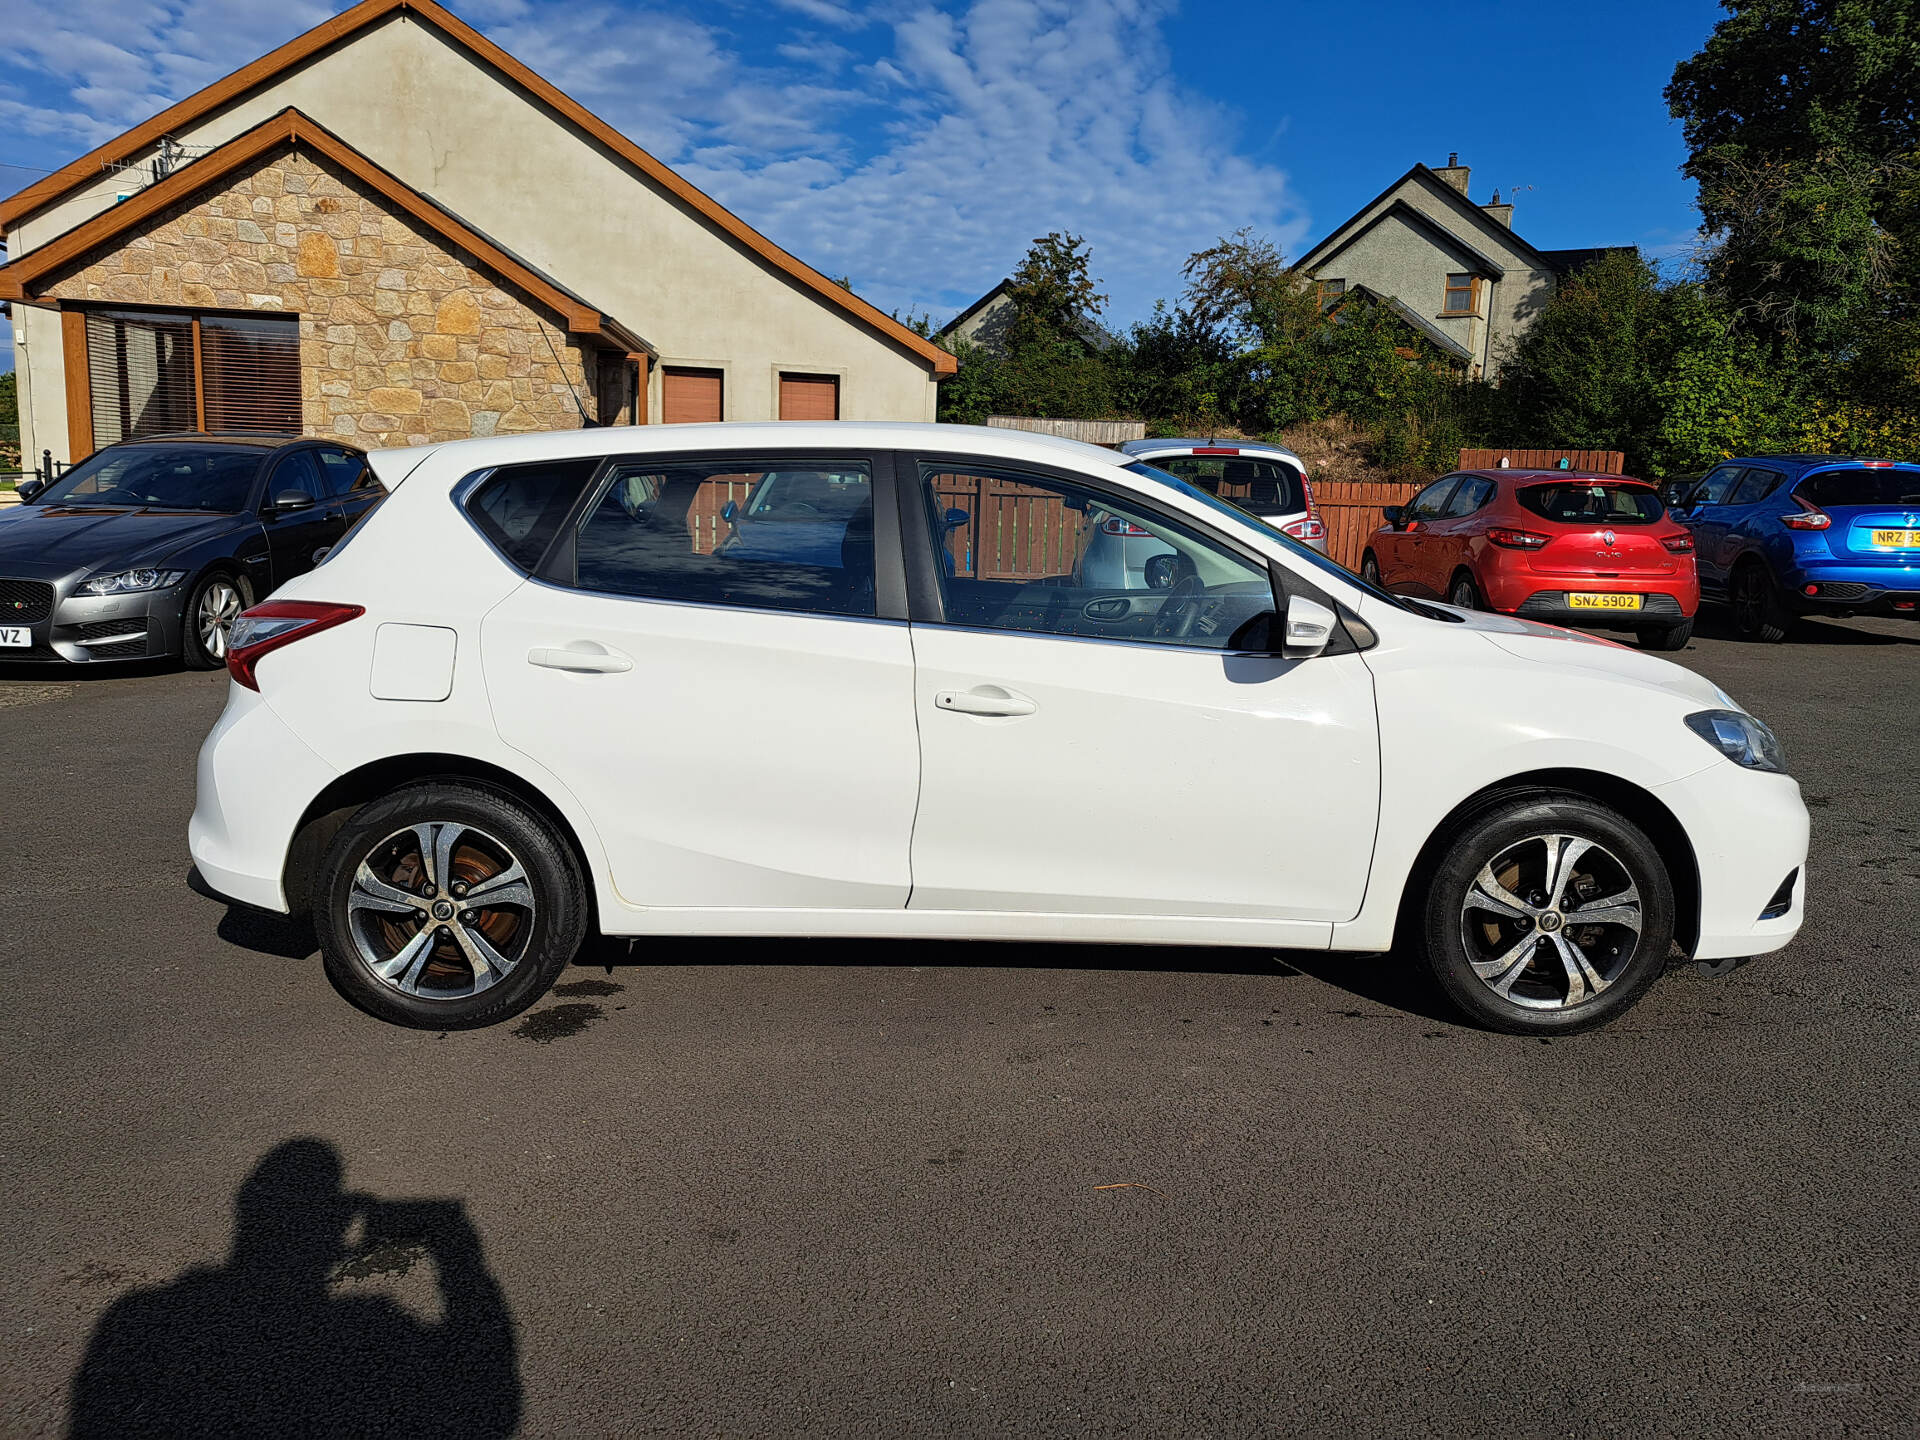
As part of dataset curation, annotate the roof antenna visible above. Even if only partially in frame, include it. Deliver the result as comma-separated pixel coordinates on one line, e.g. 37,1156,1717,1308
539,322,598,427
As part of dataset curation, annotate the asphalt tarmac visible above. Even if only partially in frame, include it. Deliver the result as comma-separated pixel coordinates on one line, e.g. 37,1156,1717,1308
3,607,1915,1436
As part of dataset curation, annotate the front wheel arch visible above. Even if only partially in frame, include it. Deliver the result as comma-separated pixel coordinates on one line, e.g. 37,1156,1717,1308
1392,769,1700,959
282,753,599,934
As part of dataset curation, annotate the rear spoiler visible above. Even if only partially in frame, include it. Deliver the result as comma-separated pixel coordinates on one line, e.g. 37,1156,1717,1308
365,444,443,493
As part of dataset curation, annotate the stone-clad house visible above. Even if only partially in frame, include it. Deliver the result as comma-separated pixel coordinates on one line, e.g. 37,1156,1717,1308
1296,155,1633,379
0,0,954,466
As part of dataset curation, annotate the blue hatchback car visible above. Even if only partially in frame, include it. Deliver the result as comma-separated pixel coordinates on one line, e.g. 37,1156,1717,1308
1668,454,1920,640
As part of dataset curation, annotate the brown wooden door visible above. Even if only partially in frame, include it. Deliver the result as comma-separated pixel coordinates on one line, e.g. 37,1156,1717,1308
661,367,723,424
778,373,838,421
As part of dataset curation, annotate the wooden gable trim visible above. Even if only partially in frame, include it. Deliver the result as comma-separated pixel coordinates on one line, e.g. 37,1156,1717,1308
1297,164,1555,274
0,108,648,357
0,0,956,375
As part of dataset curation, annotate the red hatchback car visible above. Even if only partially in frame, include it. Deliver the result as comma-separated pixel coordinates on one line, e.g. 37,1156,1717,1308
1360,470,1701,649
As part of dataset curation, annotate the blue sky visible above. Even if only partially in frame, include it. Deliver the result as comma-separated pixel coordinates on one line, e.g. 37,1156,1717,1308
0,0,1726,378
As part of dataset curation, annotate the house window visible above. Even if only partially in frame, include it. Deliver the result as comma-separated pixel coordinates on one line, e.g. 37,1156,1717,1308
661,366,724,424
84,308,300,446
1443,274,1477,314
1316,278,1346,310
778,372,839,421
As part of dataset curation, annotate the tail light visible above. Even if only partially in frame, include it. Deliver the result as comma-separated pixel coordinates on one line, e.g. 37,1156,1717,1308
1487,526,1550,550
1101,517,1154,537
1282,517,1327,541
1661,533,1695,553
226,601,365,690
1781,495,1831,530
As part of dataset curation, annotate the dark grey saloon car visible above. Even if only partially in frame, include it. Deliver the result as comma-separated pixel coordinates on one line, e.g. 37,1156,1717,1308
0,434,378,667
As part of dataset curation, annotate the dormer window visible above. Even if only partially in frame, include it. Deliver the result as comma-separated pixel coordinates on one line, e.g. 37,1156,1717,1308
1443,273,1478,315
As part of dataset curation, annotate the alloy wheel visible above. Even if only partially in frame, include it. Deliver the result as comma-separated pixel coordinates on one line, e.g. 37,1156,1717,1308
1458,832,1643,1010
1450,575,1477,610
346,821,536,999
196,580,244,659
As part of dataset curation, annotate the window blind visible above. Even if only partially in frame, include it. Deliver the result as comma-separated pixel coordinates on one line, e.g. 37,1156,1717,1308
200,314,301,434
86,310,196,446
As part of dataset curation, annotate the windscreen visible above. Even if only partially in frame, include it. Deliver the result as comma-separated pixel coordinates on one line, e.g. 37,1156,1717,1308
38,445,262,511
1796,467,1920,508
1517,482,1663,525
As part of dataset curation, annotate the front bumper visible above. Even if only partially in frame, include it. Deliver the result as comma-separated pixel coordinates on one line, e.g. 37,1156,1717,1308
189,682,340,912
1654,762,1809,961
0,574,186,663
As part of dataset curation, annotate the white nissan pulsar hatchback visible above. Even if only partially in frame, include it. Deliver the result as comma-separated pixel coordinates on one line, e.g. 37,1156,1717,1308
189,423,1808,1036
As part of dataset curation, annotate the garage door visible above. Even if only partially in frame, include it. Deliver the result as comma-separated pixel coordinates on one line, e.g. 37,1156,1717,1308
662,367,723,424
779,373,839,421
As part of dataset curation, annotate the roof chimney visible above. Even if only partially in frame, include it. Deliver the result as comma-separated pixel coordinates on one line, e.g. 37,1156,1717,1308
1482,187,1514,228
1434,154,1470,194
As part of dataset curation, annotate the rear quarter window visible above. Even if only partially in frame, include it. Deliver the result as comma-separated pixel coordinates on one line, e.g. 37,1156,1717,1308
1796,468,1920,508
465,458,603,571
1517,482,1663,525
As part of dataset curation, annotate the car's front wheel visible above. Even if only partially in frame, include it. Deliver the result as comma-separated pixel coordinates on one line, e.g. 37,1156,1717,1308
1730,561,1793,643
315,781,588,1028
182,569,250,669
1421,794,1675,1035
1360,551,1383,588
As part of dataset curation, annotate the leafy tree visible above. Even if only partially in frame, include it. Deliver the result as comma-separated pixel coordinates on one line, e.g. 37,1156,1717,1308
1004,232,1108,350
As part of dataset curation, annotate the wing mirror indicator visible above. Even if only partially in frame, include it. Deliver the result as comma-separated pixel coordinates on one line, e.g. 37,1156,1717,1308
1282,596,1336,659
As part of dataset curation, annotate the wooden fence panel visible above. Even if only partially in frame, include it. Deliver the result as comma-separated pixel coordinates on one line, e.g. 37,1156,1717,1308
1312,479,1425,572
1458,448,1625,474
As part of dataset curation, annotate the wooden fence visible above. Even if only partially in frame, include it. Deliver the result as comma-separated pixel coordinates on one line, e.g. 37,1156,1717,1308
1458,448,1624,474
986,416,1147,447
1312,479,1424,572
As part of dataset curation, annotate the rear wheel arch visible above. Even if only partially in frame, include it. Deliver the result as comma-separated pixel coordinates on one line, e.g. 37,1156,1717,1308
282,753,599,931
1394,769,1700,957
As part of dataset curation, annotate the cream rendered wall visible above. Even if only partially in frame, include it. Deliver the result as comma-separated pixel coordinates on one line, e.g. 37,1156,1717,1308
13,305,68,469
10,12,937,461
1311,175,1557,380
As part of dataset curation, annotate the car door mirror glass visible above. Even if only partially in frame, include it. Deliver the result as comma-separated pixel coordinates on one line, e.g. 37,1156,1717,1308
1281,596,1336,659
272,488,317,513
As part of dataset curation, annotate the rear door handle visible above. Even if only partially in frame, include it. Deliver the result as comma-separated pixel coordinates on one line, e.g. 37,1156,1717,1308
528,642,633,674
934,686,1036,718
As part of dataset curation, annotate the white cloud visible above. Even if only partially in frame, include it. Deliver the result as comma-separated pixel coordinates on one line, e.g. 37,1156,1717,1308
0,0,1305,329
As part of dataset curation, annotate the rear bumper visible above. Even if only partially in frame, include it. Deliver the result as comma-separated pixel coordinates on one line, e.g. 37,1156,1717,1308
188,683,339,912
1506,591,1693,631
1654,762,1809,961
1778,563,1920,614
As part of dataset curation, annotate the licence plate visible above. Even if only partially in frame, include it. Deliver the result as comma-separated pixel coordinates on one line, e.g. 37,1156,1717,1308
0,626,29,647
1567,592,1642,611
1870,528,1920,548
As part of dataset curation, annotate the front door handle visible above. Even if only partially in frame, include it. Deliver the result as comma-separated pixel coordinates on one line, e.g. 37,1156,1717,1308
528,642,633,674
934,685,1037,718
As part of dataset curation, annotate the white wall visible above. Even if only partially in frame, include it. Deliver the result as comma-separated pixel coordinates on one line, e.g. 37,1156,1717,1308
11,12,939,459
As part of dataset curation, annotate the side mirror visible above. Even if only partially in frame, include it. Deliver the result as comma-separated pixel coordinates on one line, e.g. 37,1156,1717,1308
1380,505,1403,529
16,477,46,503
943,507,971,531
272,489,316,513
1281,596,1336,659
720,499,739,524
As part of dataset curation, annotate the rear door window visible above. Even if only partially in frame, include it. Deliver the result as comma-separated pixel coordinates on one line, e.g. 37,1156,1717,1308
465,457,604,572
1729,468,1782,506
1517,482,1663,525
1797,467,1920,507
1691,465,1745,506
572,459,876,618
1443,477,1493,517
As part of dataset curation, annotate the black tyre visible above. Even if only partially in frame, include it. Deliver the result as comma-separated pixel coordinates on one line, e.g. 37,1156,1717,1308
315,781,589,1028
1447,571,1481,610
182,569,251,669
1638,618,1693,651
1729,561,1792,643
1421,793,1675,1035
1360,551,1383,588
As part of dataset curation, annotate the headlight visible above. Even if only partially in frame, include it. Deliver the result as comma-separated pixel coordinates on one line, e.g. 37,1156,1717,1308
76,568,187,596
1685,709,1787,773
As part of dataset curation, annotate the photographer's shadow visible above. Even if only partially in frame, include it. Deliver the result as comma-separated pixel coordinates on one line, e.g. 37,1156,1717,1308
69,1139,521,1439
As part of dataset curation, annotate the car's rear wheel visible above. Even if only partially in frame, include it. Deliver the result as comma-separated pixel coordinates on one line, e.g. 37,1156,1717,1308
1360,551,1383,588
1730,561,1792,643
1421,794,1674,1035
1447,571,1481,610
1638,618,1693,651
182,570,250,669
315,782,588,1028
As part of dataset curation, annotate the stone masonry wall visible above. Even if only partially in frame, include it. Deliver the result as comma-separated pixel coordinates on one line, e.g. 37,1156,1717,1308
43,146,596,447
